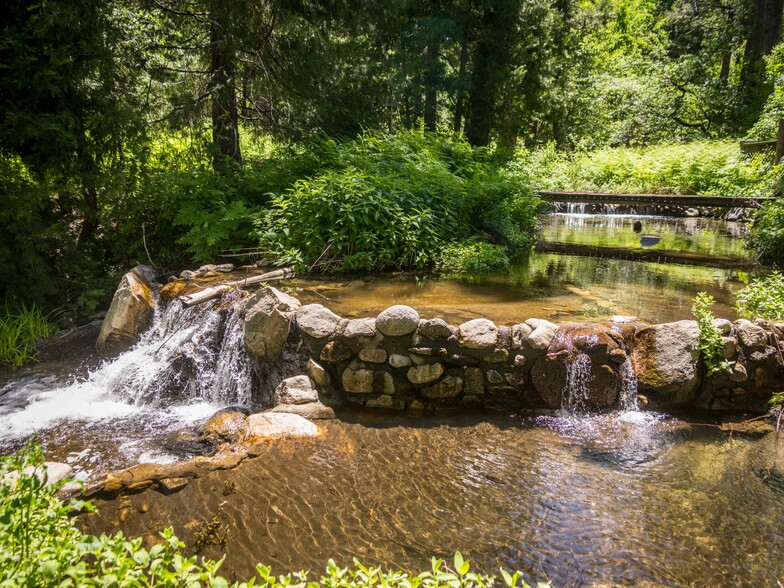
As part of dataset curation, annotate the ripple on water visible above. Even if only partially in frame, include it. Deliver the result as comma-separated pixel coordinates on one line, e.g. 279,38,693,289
82,411,784,587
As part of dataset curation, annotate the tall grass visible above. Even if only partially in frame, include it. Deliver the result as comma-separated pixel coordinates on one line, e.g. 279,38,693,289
0,305,57,369
514,140,774,197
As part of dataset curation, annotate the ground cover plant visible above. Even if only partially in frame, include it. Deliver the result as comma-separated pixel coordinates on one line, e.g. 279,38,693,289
0,444,547,588
736,272,784,320
692,292,731,377
0,305,57,369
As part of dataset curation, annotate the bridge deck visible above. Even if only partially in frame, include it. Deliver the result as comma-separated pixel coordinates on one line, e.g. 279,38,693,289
538,191,776,208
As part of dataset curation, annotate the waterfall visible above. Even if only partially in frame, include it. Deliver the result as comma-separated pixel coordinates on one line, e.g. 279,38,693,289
617,356,639,411
563,353,593,412
0,299,255,442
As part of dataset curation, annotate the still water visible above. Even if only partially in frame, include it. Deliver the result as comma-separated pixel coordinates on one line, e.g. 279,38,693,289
85,410,784,587
294,213,760,325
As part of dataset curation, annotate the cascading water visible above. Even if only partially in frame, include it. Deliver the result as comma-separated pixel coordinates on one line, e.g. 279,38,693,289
563,352,593,412
0,298,258,474
617,356,639,411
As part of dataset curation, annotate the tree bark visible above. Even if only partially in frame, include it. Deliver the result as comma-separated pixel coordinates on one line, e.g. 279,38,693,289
424,42,439,132
452,38,468,136
740,0,784,111
209,1,241,172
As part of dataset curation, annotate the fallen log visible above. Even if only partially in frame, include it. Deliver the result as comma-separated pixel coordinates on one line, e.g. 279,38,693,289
178,268,295,307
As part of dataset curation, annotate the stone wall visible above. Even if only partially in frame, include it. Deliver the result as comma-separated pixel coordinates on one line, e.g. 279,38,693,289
277,298,784,412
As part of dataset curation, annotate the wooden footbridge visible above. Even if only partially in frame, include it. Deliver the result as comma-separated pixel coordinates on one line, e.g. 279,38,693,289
538,191,775,208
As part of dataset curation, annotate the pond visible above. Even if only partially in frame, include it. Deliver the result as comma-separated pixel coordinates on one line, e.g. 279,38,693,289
83,409,784,587
294,212,762,325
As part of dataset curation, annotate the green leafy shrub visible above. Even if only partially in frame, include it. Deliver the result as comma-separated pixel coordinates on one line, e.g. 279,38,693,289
691,292,731,377
261,131,541,272
0,444,546,588
736,272,784,320
749,200,784,261
437,241,510,276
0,304,57,369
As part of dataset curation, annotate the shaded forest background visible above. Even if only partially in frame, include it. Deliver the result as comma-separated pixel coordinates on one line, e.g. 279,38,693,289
2,0,784,320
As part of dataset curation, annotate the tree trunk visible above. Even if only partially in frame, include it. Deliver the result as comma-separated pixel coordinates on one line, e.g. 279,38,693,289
76,135,99,244
209,2,241,172
740,0,784,111
424,42,439,132
720,51,731,84
453,38,468,136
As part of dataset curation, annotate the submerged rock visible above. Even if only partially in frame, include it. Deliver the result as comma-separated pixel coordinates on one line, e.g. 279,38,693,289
268,402,335,419
97,265,157,355
240,413,319,440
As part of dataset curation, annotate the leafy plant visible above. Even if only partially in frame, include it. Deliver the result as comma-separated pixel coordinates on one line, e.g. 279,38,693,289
736,272,784,320
692,292,731,377
437,241,510,276
0,443,547,588
0,304,57,369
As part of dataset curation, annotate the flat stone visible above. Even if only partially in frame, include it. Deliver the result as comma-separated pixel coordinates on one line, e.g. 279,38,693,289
609,315,638,324
215,263,234,272
458,319,498,349
482,349,509,363
407,363,444,384
268,402,335,419
409,346,448,357
418,318,453,340
505,372,525,386
377,305,420,336
308,359,332,387
464,367,484,395
158,477,189,494
179,270,197,280
197,264,216,273
359,348,388,363
295,304,341,339
4,462,74,488
320,340,354,362
343,318,377,338
422,375,463,399
274,375,319,405
512,323,533,349
486,370,504,384
446,354,480,366
525,318,558,350
513,354,527,367
240,413,318,441
389,354,413,368
341,360,375,393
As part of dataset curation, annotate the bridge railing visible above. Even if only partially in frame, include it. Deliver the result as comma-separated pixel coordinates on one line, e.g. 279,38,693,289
740,118,784,164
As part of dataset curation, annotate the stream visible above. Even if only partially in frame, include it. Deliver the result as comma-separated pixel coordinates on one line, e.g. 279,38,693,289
2,207,783,585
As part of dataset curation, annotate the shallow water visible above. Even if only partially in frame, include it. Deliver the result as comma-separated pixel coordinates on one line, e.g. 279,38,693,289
293,213,761,325
84,410,784,587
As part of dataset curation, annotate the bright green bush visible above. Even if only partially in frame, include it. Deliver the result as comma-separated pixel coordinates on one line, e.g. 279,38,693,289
749,200,784,261
0,444,546,588
437,241,510,276
736,272,784,320
519,140,774,197
261,131,541,272
691,292,731,377
0,304,57,369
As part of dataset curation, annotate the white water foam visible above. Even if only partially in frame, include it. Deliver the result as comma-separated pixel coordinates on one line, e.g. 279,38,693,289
0,300,253,442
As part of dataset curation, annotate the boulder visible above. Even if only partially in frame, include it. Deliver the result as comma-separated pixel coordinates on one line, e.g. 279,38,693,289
244,287,300,366
274,375,319,405
525,318,558,350
422,375,463,399
359,348,387,363
377,305,420,336
632,320,701,403
295,304,341,339
240,413,318,441
512,323,533,349
4,462,73,488
97,265,157,354
200,409,248,442
308,359,332,387
458,319,498,349
342,360,376,393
